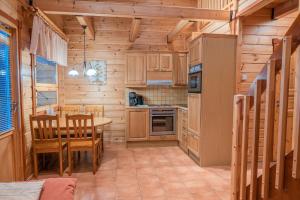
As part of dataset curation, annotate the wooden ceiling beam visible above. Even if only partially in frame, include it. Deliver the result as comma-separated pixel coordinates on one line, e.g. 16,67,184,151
33,0,230,21
167,20,195,43
76,16,95,40
129,18,141,42
236,0,275,17
272,0,298,19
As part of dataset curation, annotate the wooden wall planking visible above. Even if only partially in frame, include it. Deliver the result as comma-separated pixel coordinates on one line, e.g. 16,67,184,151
60,13,188,142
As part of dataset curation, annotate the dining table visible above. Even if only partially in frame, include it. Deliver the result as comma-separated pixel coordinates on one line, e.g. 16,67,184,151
57,116,113,130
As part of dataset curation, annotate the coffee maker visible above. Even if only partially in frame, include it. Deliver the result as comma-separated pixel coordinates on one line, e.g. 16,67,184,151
129,92,144,106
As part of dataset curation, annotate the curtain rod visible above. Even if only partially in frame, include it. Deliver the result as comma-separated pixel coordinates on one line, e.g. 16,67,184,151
34,8,69,42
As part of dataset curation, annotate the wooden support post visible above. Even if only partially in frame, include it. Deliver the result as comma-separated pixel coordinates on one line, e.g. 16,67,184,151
231,95,244,200
239,95,250,200
250,79,263,200
261,60,276,199
293,46,300,179
275,36,292,190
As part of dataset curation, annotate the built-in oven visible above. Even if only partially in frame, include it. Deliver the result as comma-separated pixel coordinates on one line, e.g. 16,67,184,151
150,108,176,136
188,64,202,93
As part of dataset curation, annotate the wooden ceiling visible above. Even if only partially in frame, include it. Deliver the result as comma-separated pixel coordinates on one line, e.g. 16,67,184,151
33,0,231,44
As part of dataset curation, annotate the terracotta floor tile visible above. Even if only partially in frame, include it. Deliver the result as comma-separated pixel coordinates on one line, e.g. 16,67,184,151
38,143,231,200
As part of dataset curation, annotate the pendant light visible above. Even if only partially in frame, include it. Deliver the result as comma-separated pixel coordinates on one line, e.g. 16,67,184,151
68,25,96,77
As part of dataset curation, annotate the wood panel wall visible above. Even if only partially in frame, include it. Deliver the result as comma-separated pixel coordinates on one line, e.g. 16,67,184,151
60,9,189,142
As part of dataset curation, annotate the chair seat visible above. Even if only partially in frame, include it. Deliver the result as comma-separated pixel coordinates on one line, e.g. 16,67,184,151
69,139,100,149
35,141,67,152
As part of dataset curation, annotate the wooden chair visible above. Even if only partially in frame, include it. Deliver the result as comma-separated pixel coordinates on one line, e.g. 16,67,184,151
84,105,104,151
30,114,67,177
66,114,100,175
59,105,81,117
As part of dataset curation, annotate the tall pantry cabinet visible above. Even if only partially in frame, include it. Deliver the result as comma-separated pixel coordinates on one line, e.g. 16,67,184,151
187,34,237,166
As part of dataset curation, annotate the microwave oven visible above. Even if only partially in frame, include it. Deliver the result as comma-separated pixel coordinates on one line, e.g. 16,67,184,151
188,64,202,93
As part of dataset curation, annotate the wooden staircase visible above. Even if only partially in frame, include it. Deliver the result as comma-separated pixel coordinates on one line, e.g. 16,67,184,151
231,13,300,200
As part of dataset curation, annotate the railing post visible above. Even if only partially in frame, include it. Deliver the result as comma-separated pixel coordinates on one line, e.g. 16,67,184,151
250,79,263,200
262,60,276,199
293,45,300,179
240,95,250,200
231,95,244,200
276,36,292,190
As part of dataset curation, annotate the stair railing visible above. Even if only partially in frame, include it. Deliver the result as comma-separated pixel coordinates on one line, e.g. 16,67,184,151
231,13,300,200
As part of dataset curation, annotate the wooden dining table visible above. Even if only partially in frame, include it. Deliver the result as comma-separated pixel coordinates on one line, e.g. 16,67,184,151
57,117,112,130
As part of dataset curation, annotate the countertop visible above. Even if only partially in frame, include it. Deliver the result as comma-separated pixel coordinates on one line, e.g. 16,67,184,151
126,105,188,110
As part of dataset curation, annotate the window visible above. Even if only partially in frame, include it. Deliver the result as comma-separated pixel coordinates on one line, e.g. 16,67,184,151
35,56,58,111
0,29,12,134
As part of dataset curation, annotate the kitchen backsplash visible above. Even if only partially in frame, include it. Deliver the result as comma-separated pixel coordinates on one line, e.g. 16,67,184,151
125,86,188,105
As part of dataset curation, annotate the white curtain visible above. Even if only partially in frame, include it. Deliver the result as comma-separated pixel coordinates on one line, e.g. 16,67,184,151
30,15,68,66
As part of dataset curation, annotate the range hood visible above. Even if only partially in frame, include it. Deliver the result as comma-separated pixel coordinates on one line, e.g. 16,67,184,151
147,80,173,86
147,71,173,86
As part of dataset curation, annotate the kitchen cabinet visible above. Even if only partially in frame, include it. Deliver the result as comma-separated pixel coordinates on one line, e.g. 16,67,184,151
159,53,173,72
187,131,200,157
146,53,173,72
186,33,236,166
125,53,147,87
189,38,202,66
177,108,188,152
126,108,149,141
173,53,188,86
188,93,201,135
146,53,160,72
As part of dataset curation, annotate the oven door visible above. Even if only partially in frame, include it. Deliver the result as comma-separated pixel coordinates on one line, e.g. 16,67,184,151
150,113,176,135
188,72,202,93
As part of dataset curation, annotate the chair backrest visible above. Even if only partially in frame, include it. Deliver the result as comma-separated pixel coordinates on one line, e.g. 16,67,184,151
84,105,104,117
66,114,95,141
59,105,81,117
30,114,61,143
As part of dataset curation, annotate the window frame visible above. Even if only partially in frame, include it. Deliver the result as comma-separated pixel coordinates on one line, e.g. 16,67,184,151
32,55,59,113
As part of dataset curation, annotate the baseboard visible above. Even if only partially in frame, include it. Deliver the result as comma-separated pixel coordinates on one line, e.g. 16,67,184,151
126,140,178,148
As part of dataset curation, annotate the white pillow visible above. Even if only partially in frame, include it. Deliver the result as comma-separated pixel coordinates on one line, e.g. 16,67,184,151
0,181,44,200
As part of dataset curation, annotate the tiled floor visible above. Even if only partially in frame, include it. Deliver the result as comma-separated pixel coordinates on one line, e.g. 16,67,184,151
40,144,231,200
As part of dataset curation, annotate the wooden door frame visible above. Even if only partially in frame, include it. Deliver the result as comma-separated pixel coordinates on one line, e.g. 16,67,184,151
0,10,25,181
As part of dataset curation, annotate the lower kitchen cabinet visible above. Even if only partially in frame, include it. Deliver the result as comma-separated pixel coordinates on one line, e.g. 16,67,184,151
126,108,149,141
177,108,188,152
187,131,200,157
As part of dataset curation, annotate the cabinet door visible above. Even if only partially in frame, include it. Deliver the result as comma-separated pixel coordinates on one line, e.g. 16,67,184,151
188,94,201,135
190,38,202,66
173,53,187,86
126,109,149,141
187,132,199,156
146,53,160,72
177,109,183,142
159,53,173,72
126,54,146,86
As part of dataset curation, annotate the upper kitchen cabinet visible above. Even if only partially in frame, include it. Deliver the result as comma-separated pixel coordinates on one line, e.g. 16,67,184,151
125,53,147,87
146,53,173,72
159,53,173,72
189,38,202,66
173,53,187,86
146,53,160,72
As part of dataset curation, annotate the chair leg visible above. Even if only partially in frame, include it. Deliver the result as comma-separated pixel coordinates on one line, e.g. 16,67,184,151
92,148,97,174
59,150,63,176
33,151,38,178
78,151,81,162
101,132,104,152
68,148,72,176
